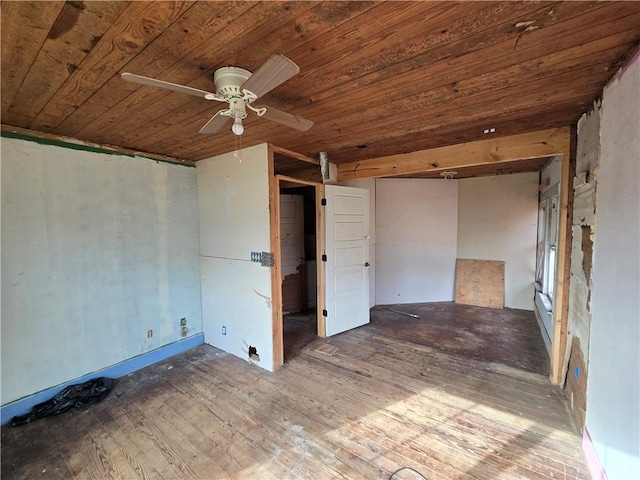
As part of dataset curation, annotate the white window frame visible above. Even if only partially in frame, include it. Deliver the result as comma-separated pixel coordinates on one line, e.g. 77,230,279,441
536,184,560,305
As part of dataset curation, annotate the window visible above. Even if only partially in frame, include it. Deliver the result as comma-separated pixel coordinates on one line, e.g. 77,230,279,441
536,186,560,304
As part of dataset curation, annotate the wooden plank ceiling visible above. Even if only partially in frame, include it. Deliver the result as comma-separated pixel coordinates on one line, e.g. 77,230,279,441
2,1,639,177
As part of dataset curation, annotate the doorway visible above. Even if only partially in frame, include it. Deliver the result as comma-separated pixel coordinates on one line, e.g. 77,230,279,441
279,183,318,361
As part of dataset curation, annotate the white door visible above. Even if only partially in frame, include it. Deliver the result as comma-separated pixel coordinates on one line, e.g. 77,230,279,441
324,185,370,336
280,194,305,314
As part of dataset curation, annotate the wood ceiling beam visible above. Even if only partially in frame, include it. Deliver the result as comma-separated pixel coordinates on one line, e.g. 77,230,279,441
324,105,581,165
337,127,570,181
270,144,318,165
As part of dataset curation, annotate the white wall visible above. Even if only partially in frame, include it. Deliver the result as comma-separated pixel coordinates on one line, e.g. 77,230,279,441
1,137,202,405
457,173,538,310
585,54,639,479
342,178,376,308
375,178,458,304
197,144,274,371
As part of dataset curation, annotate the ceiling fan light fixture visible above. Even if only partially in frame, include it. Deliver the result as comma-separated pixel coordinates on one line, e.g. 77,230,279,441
232,117,244,136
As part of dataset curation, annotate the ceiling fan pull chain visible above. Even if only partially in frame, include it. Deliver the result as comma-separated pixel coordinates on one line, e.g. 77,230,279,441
233,133,243,162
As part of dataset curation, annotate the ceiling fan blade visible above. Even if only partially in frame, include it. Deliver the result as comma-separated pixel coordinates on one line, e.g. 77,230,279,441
199,111,230,134
240,54,300,99
121,72,215,99
257,105,314,131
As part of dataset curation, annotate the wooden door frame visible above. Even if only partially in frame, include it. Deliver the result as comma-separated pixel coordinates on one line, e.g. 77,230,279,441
268,147,326,370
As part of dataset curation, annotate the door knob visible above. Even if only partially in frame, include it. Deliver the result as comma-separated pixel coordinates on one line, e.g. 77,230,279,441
364,262,370,267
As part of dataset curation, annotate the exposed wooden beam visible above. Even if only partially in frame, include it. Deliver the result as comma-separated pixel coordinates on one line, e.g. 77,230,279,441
549,126,576,386
276,174,322,187
270,144,319,165
337,127,571,181
268,147,284,371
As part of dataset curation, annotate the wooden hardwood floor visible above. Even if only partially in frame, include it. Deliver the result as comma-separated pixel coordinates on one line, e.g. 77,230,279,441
1,303,590,479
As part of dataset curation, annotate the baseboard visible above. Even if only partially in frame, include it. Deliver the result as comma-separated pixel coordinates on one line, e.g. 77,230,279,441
1,333,204,425
583,428,608,480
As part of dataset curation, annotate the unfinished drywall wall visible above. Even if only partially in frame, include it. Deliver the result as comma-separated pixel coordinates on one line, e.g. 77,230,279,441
376,178,458,304
1,137,202,406
585,53,639,480
457,173,538,310
564,103,600,429
197,144,274,371
342,178,376,308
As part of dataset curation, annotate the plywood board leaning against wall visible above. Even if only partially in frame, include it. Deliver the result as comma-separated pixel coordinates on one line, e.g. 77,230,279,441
455,259,505,308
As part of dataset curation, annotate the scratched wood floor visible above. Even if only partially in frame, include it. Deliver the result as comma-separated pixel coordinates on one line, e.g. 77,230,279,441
1,303,590,479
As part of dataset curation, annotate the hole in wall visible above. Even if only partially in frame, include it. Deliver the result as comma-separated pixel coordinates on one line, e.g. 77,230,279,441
248,346,260,362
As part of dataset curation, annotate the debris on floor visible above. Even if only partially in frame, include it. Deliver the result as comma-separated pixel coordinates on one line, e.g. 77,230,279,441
11,377,114,426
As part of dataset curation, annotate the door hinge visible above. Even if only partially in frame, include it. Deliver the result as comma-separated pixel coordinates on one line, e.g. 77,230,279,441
321,198,327,206
322,309,328,317
322,254,327,262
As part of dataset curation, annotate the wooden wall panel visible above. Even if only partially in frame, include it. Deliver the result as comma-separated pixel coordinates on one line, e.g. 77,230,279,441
455,259,505,309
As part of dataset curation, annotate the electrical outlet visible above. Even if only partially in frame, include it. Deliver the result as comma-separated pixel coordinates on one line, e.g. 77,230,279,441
250,251,262,263
181,326,188,337
222,325,226,335
180,317,187,327
147,329,153,338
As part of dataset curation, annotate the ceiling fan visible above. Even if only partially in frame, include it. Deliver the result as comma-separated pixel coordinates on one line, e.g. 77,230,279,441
121,54,313,136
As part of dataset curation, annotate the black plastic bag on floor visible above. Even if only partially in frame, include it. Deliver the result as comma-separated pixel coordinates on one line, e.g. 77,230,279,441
11,377,114,427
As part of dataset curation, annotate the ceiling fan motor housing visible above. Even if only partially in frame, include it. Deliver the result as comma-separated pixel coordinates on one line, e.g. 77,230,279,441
214,66,252,99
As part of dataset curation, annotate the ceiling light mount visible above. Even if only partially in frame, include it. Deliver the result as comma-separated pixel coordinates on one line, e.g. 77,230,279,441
213,66,252,99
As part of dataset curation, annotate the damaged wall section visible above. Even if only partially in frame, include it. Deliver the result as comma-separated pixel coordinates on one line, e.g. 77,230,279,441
564,102,600,429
